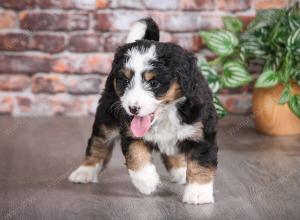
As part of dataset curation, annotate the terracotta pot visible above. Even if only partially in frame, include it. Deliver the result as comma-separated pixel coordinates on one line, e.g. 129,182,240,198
252,83,300,136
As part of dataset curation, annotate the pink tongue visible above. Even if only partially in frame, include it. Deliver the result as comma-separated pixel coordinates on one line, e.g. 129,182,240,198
130,115,151,137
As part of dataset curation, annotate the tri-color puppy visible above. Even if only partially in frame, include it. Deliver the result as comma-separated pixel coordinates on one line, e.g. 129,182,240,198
69,18,218,205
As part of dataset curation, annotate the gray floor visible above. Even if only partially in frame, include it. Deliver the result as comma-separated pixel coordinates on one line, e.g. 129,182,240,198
0,116,299,220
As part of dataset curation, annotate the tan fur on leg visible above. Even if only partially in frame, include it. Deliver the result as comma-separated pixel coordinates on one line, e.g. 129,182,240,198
162,154,187,184
126,140,160,194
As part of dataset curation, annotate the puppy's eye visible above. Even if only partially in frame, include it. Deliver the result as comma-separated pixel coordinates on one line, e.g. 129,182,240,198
149,80,160,89
117,76,129,87
123,78,129,85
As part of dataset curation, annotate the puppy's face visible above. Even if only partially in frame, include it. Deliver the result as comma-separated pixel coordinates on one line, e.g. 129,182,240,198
113,44,182,137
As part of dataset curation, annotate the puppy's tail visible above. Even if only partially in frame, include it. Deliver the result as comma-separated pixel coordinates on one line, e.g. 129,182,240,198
126,17,159,43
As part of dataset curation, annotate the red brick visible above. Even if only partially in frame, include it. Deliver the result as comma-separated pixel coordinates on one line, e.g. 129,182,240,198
31,94,85,115
0,33,29,51
20,12,89,31
0,75,30,91
220,94,252,114
94,13,111,31
200,48,218,61
238,14,256,28
16,96,32,114
0,11,17,29
160,32,172,42
96,0,109,8
254,0,288,10
219,85,253,95
73,0,109,9
144,0,179,10
38,0,108,9
86,95,99,115
102,33,127,52
180,0,215,10
161,13,200,32
69,34,101,52
0,0,36,9
29,34,65,54
0,96,13,114
199,15,224,30
110,0,144,9
49,95,84,115
52,54,113,74
66,75,102,94
94,11,146,31
32,74,65,94
217,0,251,12
0,55,51,74
171,33,203,52
38,0,74,9
153,12,223,32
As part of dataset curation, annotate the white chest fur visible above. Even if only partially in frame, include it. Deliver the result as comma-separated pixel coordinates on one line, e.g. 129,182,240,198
143,103,203,155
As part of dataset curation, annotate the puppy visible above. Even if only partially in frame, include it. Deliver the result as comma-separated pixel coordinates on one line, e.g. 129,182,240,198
69,18,218,205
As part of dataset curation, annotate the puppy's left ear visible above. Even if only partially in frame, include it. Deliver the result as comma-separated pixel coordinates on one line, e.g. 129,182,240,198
175,52,217,135
175,52,211,105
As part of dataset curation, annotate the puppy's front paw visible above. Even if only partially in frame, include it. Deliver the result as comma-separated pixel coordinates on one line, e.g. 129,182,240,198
68,164,101,184
169,167,187,184
128,164,160,195
183,182,214,205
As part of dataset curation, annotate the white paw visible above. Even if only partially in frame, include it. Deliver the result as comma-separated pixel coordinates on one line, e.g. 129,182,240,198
68,164,101,184
128,164,160,195
169,167,187,184
183,182,214,205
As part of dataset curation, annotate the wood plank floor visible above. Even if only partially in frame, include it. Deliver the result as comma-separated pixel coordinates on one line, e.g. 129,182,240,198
0,116,299,220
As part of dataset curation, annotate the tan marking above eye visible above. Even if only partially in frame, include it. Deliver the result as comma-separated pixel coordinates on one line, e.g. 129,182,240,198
120,68,134,79
144,71,156,81
159,81,182,102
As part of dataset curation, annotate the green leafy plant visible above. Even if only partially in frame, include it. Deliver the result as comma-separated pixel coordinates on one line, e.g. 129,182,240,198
198,16,252,117
199,3,300,119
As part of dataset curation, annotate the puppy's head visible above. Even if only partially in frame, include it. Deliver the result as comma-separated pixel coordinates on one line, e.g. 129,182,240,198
111,18,203,137
112,42,183,137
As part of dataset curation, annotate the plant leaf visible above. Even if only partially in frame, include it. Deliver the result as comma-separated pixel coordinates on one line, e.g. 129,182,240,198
280,54,294,83
213,95,228,118
291,67,300,85
248,9,285,31
198,59,221,93
278,84,291,105
223,16,243,33
288,16,300,31
240,38,267,58
246,9,282,34
287,28,300,55
200,31,238,56
288,5,300,31
255,69,279,88
288,94,300,118
222,61,252,88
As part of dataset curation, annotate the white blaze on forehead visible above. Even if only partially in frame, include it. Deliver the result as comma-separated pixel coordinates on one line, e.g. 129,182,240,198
121,45,159,116
125,45,156,73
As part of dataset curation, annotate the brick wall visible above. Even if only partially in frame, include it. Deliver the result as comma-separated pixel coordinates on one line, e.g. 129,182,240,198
0,0,288,116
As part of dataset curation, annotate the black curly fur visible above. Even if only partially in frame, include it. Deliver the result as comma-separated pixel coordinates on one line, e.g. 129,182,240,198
85,20,218,169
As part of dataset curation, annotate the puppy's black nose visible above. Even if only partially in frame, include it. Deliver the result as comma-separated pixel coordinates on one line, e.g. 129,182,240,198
129,106,140,115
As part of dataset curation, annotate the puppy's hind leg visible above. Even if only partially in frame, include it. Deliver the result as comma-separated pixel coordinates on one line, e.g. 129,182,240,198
69,125,119,184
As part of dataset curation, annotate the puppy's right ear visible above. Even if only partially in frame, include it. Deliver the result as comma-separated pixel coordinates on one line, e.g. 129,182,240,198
126,17,159,43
